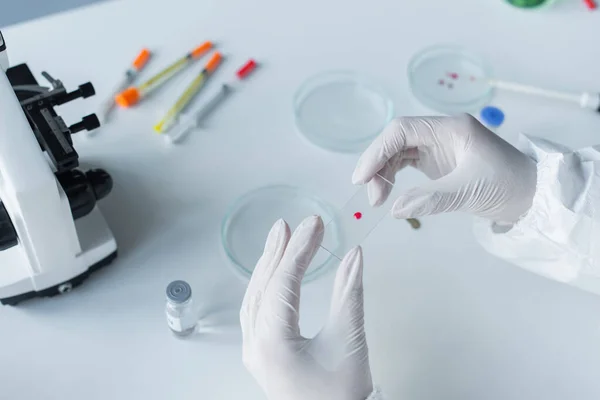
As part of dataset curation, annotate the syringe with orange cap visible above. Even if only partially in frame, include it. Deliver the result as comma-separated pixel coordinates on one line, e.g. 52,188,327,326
154,51,222,133
115,41,212,108
99,48,151,122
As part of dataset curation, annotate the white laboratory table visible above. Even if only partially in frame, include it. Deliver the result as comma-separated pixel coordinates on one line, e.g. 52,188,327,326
1,0,600,399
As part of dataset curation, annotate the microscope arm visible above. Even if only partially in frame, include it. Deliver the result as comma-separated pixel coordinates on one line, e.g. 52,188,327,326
0,69,81,278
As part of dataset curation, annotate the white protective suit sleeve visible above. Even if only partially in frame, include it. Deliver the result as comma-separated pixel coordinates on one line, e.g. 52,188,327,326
474,135,600,294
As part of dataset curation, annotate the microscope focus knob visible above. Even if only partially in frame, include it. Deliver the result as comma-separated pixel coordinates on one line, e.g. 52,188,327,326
86,169,113,200
57,168,114,221
0,202,18,251
58,170,95,220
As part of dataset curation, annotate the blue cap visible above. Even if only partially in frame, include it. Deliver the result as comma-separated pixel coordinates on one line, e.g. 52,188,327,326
480,106,505,128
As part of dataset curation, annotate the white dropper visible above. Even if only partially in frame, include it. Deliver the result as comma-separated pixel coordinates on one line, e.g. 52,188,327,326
489,79,600,112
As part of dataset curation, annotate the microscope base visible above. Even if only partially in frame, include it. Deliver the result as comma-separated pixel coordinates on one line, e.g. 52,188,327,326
0,250,117,305
0,207,118,306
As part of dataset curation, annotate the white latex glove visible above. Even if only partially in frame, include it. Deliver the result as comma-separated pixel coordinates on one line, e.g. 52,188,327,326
352,114,537,224
240,216,376,400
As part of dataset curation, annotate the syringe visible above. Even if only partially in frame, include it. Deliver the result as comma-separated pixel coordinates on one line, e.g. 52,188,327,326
99,48,151,122
489,79,600,112
165,83,231,143
115,42,212,108
165,59,258,144
154,52,222,133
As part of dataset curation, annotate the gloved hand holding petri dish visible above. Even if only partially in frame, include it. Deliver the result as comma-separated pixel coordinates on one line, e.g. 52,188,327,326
240,216,377,400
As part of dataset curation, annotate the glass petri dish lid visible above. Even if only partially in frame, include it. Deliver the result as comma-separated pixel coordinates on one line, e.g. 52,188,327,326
408,45,493,114
293,71,394,153
221,185,340,282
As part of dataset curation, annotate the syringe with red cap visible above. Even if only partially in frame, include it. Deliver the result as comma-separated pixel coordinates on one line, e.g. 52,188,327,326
166,59,257,144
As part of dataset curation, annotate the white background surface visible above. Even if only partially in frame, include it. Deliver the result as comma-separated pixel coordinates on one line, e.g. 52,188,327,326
1,0,600,399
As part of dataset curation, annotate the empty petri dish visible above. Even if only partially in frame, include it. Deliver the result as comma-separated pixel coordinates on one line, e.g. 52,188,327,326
221,185,340,282
408,45,493,114
293,71,394,153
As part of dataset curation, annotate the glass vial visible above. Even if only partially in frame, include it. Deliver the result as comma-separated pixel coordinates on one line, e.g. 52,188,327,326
165,280,197,337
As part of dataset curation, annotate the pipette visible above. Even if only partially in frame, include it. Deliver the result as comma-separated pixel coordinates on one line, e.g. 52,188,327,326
165,59,258,144
115,41,213,108
99,48,151,122
154,52,223,133
489,79,600,112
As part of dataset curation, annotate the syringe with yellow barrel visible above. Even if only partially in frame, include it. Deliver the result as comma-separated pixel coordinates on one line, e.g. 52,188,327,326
154,51,222,133
115,41,212,108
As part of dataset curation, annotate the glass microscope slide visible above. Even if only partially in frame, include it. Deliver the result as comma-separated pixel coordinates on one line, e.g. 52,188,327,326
318,176,406,260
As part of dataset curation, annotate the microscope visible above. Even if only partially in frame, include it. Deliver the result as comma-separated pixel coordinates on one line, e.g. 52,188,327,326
0,31,117,305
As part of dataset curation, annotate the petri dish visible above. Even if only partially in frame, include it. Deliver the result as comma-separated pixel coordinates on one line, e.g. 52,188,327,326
221,185,340,282
408,45,493,114
293,71,394,153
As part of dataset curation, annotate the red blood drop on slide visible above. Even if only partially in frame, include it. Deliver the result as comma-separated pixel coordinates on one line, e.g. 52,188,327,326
448,72,459,80
354,212,363,220
438,79,445,85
